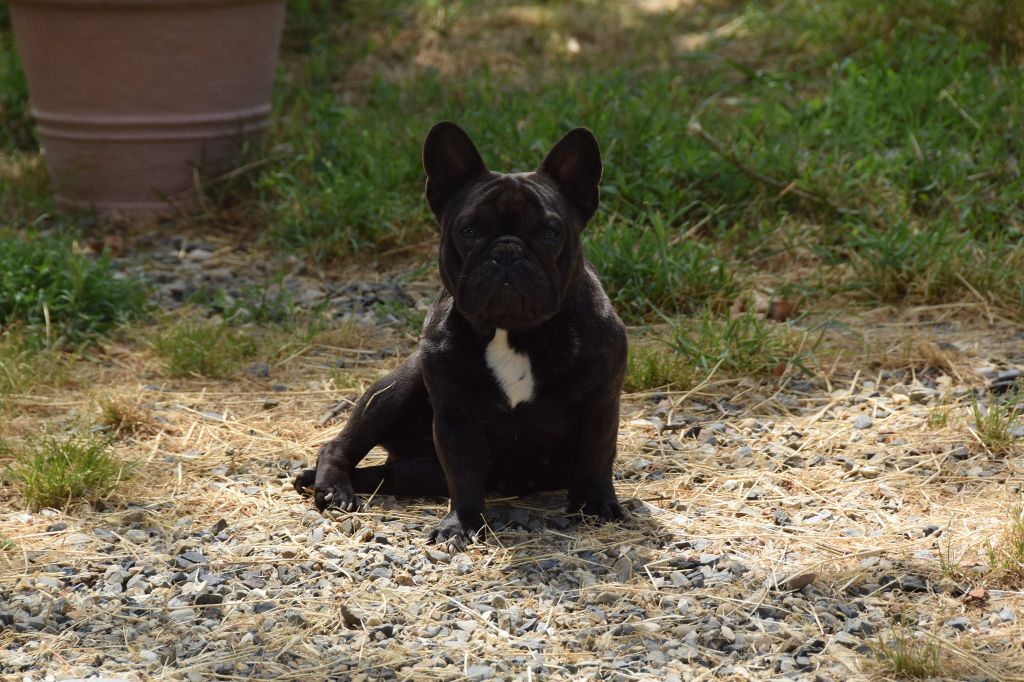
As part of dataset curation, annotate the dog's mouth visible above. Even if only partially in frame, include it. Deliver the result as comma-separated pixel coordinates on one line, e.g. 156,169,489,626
451,244,561,329
483,281,537,326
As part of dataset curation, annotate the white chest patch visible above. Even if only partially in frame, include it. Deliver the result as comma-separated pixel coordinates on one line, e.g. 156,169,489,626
485,328,535,408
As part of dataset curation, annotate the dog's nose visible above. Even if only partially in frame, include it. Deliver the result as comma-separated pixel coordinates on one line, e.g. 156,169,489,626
492,238,523,265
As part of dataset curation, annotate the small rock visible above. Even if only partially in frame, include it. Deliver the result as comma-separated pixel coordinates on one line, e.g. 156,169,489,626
852,415,873,430
897,575,929,593
945,616,970,631
246,362,271,377
842,617,876,636
466,665,495,681
168,608,197,624
834,631,861,648
123,529,148,543
778,573,816,591
177,551,208,567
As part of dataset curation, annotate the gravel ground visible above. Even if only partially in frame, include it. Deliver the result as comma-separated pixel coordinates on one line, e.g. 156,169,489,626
2,234,1023,681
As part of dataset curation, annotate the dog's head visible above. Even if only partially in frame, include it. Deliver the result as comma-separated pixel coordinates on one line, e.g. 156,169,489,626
423,122,602,330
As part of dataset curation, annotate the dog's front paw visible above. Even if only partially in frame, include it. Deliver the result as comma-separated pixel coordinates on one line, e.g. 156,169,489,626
428,511,483,551
569,492,624,523
295,465,360,513
314,480,360,513
293,467,316,495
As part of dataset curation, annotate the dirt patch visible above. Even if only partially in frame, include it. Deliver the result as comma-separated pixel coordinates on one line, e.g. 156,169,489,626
2,239,1023,681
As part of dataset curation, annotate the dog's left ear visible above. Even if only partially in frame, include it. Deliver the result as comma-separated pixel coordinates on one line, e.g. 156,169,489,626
423,121,488,220
539,127,602,222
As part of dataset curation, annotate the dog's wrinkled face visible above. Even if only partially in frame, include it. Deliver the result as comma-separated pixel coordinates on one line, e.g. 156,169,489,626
423,122,602,330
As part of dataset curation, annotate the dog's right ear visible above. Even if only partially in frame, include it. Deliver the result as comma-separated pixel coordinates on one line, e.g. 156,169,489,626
423,121,487,220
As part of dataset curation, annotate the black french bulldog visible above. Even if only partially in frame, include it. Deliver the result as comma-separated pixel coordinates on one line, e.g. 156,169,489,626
294,122,627,547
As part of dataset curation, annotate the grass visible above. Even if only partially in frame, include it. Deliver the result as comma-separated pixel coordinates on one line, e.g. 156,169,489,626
4,433,133,511
624,343,695,393
151,320,261,379
0,332,66,397
927,409,951,429
970,394,1022,455
3,1,1024,321
871,625,946,679
988,505,1024,584
189,276,317,329
97,396,156,437
668,311,814,378
587,212,739,321
0,231,148,344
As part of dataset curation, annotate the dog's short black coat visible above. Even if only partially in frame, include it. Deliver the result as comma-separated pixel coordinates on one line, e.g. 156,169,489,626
295,122,627,546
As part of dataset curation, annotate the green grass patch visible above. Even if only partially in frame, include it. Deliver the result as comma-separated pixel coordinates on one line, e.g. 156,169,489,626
586,212,740,321
624,343,695,393
151,320,261,379
668,311,815,378
871,625,945,679
4,0,1024,319
970,394,1022,455
97,396,156,437
4,433,133,511
0,232,148,344
988,505,1024,584
188,276,319,329
0,332,66,397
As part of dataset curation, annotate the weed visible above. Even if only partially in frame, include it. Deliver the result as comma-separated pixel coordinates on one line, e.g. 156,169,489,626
329,368,364,391
624,343,694,393
927,409,950,429
969,394,1021,455
189,276,317,329
0,536,14,551
151,320,260,379
987,505,1024,583
0,333,66,397
668,311,814,378
0,231,148,344
5,433,133,511
97,396,156,437
311,321,375,351
938,526,969,581
375,300,427,333
586,212,739,322
871,625,945,679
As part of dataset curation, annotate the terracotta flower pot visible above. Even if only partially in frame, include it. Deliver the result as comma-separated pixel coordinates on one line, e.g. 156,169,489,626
8,0,286,217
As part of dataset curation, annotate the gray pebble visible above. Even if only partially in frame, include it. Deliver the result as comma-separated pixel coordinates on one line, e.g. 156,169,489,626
852,415,873,430
168,608,197,624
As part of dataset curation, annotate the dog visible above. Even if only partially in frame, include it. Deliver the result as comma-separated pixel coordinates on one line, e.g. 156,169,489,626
295,121,627,547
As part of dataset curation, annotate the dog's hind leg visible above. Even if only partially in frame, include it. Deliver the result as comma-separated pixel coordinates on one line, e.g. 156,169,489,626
349,455,448,497
295,351,435,512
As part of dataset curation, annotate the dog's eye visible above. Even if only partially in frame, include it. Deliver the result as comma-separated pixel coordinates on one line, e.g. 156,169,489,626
459,225,478,238
542,224,561,241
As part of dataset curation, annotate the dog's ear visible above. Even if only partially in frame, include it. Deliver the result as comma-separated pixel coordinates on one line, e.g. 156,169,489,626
423,121,487,220
538,127,602,222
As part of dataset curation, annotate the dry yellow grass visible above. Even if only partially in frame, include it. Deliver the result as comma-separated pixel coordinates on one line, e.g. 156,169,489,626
2,262,1024,680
